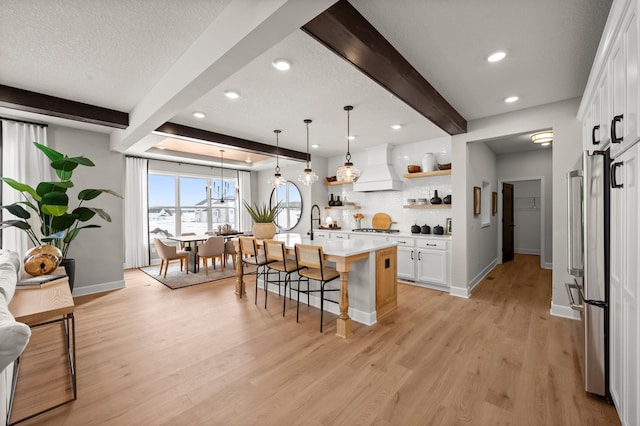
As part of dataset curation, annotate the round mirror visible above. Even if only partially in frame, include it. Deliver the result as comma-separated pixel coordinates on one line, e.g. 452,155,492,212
270,182,302,231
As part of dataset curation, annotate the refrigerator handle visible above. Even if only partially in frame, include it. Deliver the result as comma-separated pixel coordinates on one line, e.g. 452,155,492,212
592,125,600,145
611,161,624,188
567,169,583,276
565,282,584,312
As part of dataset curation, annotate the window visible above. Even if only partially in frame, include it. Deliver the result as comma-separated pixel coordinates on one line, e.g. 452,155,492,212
481,179,491,227
270,182,302,230
148,171,237,261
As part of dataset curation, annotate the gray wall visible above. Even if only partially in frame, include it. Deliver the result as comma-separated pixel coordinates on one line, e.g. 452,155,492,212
497,148,553,266
512,180,542,255
48,125,125,295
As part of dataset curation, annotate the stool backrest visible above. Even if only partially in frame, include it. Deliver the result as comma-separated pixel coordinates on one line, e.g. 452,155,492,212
239,237,258,257
295,244,324,271
264,239,286,262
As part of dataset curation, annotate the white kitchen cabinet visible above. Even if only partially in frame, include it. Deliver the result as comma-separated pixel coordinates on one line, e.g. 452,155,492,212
330,232,350,240
609,143,639,425
415,240,448,286
610,4,639,158
389,237,415,280
312,231,330,239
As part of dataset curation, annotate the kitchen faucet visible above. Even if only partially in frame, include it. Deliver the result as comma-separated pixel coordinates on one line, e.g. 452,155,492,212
310,204,321,240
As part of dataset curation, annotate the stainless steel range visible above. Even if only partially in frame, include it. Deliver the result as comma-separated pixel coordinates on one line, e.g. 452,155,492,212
352,228,400,234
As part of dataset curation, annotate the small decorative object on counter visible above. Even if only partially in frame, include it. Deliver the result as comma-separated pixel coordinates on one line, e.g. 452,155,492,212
329,194,336,206
443,194,452,205
335,196,343,206
433,224,444,235
407,165,421,173
23,245,62,276
420,224,431,234
430,190,442,205
421,153,437,172
411,222,421,234
353,213,364,229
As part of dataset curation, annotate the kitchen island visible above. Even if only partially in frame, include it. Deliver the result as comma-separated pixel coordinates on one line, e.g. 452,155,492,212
234,233,398,338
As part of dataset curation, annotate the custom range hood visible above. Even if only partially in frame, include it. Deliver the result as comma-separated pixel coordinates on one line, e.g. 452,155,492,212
353,144,402,192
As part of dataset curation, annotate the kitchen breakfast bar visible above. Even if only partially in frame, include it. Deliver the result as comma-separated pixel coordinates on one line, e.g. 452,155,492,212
234,233,398,338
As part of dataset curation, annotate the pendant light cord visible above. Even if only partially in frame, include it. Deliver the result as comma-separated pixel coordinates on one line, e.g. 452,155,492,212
344,105,353,165
304,119,312,169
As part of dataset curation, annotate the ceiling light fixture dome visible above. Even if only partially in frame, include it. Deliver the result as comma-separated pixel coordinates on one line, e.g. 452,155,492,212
391,124,402,130
269,129,287,187
298,119,318,186
224,90,240,99
192,111,206,119
272,59,291,71
504,96,519,103
531,130,553,144
487,50,507,62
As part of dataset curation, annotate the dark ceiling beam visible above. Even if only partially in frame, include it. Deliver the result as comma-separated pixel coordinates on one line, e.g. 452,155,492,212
154,122,309,162
302,0,467,135
0,85,129,129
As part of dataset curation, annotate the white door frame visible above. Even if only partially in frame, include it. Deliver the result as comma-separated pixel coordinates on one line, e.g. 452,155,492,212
497,176,548,269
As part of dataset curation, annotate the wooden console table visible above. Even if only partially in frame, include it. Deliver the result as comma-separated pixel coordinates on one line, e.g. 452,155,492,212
7,281,76,425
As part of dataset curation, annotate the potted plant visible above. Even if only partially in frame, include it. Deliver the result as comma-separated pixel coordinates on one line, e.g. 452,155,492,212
0,142,121,289
242,200,282,239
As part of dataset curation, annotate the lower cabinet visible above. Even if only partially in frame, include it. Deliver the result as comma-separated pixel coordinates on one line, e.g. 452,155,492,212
415,247,447,285
390,237,449,290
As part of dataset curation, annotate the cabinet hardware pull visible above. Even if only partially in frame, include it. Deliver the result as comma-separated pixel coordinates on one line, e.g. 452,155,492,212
418,251,421,261
410,250,414,260
397,240,406,244
592,124,600,145
426,243,436,246
611,161,624,188
611,114,623,143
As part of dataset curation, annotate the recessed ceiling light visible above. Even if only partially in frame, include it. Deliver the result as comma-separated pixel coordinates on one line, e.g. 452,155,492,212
245,158,252,163
157,146,166,150
311,144,319,149
348,135,355,140
504,96,519,103
224,90,240,99
487,51,507,62
391,124,402,130
541,142,551,146
272,59,291,71
192,111,206,119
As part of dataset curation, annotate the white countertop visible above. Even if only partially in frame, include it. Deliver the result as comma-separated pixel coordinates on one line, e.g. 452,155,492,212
274,233,396,257
313,229,452,240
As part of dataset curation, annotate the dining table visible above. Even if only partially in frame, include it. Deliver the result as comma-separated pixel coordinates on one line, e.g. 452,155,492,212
233,233,398,339
168,233,246,272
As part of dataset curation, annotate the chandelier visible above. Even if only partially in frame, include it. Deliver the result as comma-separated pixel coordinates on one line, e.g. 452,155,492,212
298,119,318,186
212,149,230,203
337,105,360,182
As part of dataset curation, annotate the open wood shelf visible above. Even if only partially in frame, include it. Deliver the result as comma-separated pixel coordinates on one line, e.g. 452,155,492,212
324,181,354,186
324,205,361,210
403,169,451,179
403,204,451,209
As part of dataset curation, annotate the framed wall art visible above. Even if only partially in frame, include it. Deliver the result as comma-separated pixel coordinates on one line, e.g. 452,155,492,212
492,191,498,216
473,186,481,216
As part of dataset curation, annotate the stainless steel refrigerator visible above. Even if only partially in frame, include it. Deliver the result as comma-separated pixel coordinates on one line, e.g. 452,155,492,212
566,149,610,399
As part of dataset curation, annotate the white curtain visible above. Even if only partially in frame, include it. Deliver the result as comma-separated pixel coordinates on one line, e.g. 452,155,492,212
1,120,50,258
124,157,149,268
238,170,252,233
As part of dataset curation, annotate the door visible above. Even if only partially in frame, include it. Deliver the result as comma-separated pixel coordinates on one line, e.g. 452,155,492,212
502,183,515,262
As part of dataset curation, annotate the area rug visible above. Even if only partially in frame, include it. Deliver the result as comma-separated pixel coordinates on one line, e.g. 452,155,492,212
139,262,255,290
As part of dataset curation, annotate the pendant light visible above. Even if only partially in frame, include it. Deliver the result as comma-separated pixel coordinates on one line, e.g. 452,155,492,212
213,149,229,203
269,129,287,187
337,105,360,182
298,119,318,186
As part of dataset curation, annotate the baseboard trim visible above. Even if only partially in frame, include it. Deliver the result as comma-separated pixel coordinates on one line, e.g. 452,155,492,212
468,258,498,294
449,286,470,298
515,248,541,255
541,262,552,270
550,302,580,320
72,280,125,297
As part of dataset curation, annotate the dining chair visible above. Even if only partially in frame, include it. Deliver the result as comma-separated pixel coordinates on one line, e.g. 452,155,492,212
179,232,196,251
197,236,225,275
263,239,302,315
224,239,238,270
294,244,340,332
238,237,275,306
154,239,189,278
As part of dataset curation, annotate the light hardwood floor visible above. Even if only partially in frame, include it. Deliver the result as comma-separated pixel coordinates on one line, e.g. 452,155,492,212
10,254,619,425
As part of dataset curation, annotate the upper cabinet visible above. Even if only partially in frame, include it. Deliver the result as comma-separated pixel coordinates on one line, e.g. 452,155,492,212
580,0,639,158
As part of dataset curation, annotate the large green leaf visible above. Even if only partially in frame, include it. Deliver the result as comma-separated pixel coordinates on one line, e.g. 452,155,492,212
34,142,63,162
92,208,111,222
78,188,122,201
1,203,31,219
36,181,72,197
0,220,32,231
0,177,41,201
71,207,96,222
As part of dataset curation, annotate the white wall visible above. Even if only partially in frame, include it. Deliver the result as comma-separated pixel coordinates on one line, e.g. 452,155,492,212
512,180,542,255
465,141,498,289
451,98,582,318
48,125,125,295
497,148,553,266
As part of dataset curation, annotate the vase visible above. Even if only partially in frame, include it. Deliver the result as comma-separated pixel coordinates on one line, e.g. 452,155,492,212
60,258,76,292
329,194,336,206
335,196,343,206
422,153,436,172
253,222,276,240
430,190,442,205
355,219,362,228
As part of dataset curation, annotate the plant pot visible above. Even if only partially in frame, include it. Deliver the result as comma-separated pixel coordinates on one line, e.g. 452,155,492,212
60,258,76,292
252,222,276,240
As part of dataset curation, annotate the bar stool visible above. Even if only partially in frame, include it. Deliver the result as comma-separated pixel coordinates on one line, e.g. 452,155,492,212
263,239,303,315
294,244,340,332
238,237,274,306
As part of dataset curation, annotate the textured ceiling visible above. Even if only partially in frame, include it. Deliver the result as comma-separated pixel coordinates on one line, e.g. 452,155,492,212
0,0,612,168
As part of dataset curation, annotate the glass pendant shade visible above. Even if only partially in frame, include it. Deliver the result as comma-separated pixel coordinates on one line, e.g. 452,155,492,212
298,119,318,186
338,105,360,182
270,129,287,187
